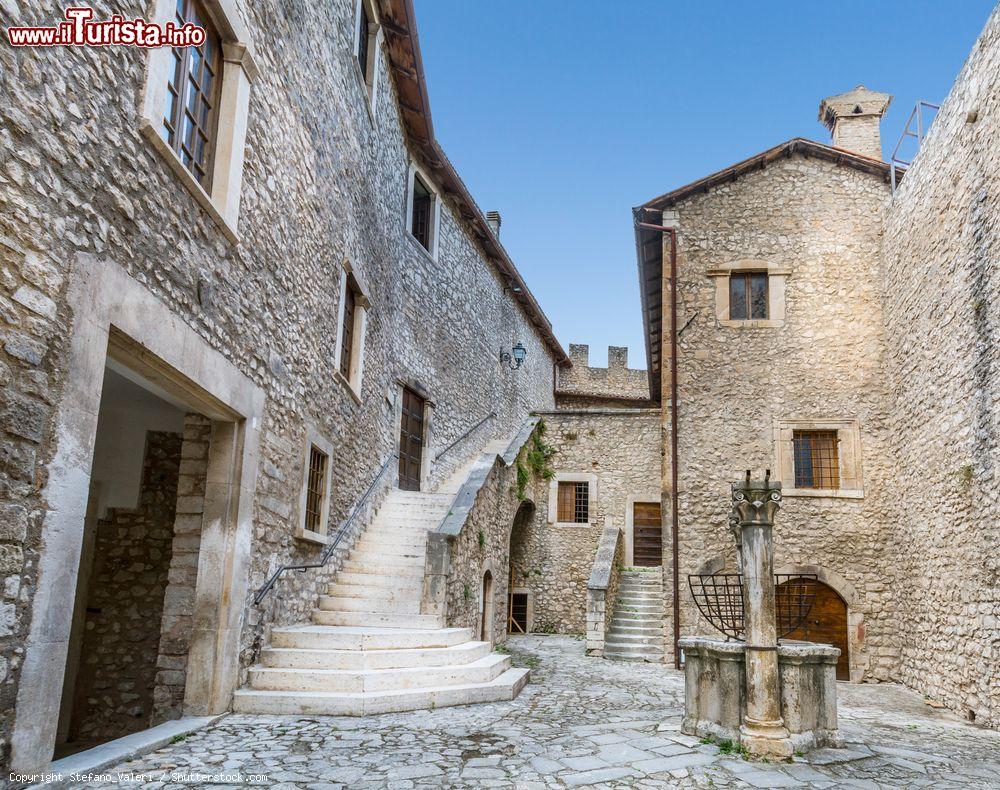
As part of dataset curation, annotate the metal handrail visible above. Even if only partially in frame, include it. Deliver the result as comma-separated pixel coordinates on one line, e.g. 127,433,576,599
891,100,940,193
433,411,497,462
253,453,397,605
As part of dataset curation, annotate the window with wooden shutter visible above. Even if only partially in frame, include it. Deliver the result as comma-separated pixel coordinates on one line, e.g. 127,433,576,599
792,430,840,489
557,481,589,523
729,272,769,320
339,281,356,379
162,0,222,188
411,175,432,250
304,445,329,533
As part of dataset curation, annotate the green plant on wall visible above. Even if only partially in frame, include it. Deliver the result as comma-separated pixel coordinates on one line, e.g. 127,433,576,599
477,530,486,549
514,420,555,500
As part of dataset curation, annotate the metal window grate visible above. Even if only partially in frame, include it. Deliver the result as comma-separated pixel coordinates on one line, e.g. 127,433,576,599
729,272,769,320
792,430,839,488
573,481,589,523
162,0,222,187
304,446,328,533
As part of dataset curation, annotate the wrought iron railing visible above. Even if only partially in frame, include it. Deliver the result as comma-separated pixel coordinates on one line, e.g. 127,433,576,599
688,573,818,641
890,100,940,193
252,453,396,605
433,411,497,462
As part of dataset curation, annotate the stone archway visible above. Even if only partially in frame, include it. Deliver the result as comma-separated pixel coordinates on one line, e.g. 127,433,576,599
507,501,535,634
775,564,865,682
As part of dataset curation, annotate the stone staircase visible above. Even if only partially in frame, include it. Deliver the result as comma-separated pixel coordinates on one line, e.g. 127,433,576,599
234,457,529,715
604,567,665,662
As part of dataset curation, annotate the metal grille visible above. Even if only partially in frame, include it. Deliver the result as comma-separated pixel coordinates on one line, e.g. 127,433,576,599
573,482,589,523
729,272,768,320
304,446,328,533
792,430,839,488
688,573,818,641
162,0,221,186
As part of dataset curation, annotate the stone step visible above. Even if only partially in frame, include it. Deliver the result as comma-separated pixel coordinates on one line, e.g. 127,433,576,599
318,595,421,615
355,534,429,551
605,633,663,647
333,571,425,589
341,560,425,577
604,641,664,655
260,640,491,671
614,601,662,610
313,610,443,629
605,650,663,663
249,653,511,693
611,610,662,622
270,625,473,651
348,549,426,565
608,623,662,636
327,581,423,600
232,666,530,716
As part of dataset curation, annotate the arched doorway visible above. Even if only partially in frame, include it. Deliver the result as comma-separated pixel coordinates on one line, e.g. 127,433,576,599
480,570,494,644
779,579,850,680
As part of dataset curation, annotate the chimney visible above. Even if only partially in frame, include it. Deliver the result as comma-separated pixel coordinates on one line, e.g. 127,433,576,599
818,85,892,160
486,210,502,238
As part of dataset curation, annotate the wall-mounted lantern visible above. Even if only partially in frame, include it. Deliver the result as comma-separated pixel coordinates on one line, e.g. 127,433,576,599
501,341,527,370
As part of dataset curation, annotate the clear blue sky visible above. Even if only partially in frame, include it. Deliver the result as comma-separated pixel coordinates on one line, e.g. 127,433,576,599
413,0,995,368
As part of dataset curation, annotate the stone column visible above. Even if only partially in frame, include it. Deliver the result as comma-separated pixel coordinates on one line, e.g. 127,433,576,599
730,471,793,759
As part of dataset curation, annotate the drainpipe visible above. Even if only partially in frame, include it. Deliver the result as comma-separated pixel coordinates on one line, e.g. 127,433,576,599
635,216,681,669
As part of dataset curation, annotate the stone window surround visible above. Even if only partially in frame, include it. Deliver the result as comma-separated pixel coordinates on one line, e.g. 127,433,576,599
352,0,381,121
333,259,371,403
773,418,864,499
707,259,791,329
547,472,598,528
624,494,662,566
405,161,442,261
138,0,259,244
296,428,335,545
10,256,264,773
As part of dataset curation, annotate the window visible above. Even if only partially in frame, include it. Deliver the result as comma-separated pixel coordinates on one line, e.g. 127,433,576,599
357,2,370,76
304,445,329,534
411,174,432,250
162,0,222,188
339,281,357,379
354,0,379,108
729,272,768,320
792,431,839,488
558,481,589,523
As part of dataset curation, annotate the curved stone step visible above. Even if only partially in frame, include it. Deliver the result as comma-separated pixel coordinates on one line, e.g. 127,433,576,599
318,595,421,614
341,560,425,576
313,610,443,628
270,625,472,651
261,640,491,671
249,653,511,693
330,573,424,592
233,667,530,716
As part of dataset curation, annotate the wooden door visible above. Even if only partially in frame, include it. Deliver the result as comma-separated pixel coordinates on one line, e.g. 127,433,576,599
779,579,850,680
632,502,662,567
398,387,425,491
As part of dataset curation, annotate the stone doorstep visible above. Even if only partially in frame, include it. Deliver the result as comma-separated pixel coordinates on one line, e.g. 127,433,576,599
47,714,225,787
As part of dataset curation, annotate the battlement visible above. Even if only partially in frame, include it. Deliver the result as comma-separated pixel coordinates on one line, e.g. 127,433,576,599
556,344,650,403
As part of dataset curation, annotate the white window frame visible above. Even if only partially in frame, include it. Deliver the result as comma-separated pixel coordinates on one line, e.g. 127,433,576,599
138,0,259,244
548,472,598,527
707,259,791,329
405,162,441,260
333,260,370,402
297,428,335,543
352,0,381,119
773,418,864,499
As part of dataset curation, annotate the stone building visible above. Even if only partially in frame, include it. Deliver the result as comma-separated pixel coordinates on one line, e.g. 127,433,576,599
0,0,998,776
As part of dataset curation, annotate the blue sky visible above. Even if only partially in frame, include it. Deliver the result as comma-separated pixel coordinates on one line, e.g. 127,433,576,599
413,0,995,368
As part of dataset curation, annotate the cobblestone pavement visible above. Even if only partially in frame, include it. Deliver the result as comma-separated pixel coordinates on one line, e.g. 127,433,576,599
81,635,1000,788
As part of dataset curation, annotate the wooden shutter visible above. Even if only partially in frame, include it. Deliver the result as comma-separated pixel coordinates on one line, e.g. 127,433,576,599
557,482,575,522
339,283,356,379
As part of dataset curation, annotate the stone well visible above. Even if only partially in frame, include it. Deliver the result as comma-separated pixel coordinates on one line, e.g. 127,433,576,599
679,636,842,752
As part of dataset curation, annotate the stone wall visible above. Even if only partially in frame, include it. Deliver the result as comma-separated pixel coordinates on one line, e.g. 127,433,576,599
880,6,1000,727
0,0,558,762
68,430,181,743
556,345,650,404
511,410,660,634
663,155,896,677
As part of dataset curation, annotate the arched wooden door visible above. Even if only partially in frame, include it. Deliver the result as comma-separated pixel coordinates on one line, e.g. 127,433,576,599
778,579,850,680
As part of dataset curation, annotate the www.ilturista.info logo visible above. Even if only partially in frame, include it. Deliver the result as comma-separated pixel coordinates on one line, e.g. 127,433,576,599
5,6,206,48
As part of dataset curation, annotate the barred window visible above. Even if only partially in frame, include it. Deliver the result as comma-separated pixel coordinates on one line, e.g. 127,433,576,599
793,430,840,489
304,445,329,533
557,481,589,523
729,272,768,320
162,0,222,187
411,174,432,250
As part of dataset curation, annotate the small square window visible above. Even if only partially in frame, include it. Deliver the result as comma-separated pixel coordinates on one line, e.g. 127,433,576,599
304,445,329,533
411,174,433,250
729,272,768,320
558,481,589,523
792,430,840,489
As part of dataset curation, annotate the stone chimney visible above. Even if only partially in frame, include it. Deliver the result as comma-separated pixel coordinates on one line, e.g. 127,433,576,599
486,210,502,238
818,85,892,160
